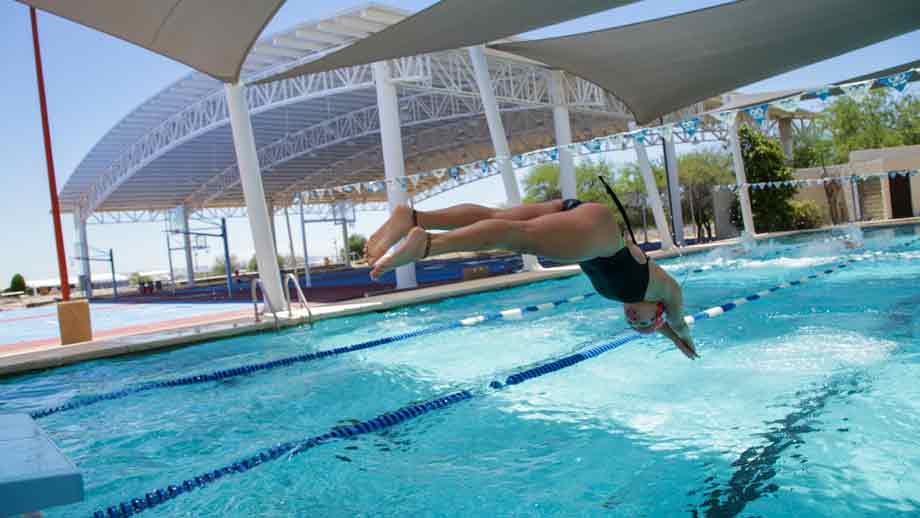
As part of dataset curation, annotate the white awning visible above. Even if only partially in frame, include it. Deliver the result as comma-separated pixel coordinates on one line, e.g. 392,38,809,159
255,0,638,84
18,0,286,82
491,0,920,123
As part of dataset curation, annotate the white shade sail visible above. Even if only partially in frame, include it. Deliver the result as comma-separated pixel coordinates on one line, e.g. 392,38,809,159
255,0,638,84
491,0,920,123
18,0,286,82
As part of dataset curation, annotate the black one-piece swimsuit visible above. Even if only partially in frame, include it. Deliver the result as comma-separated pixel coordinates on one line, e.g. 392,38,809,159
561,190,650,303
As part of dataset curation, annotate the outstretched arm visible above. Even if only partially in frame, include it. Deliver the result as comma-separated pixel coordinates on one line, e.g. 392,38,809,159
647,261,699,360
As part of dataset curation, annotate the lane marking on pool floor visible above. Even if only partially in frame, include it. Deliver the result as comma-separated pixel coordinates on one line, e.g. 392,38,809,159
92,240,920,517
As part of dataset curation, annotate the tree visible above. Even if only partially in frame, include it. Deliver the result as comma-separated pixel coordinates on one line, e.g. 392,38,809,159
730,124,799,232
212,254,241,275
247,254,285,272
678,150,734,240
522,159,619,205
129,272,152,286
7,274,26,293
344,234,367,262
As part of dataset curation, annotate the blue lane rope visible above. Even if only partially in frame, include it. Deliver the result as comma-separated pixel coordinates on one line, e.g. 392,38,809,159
92,239,919,517
92,391,473,518
31,293,596,420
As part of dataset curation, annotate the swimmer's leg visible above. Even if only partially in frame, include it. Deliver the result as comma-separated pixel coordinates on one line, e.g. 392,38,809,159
365,201,563,264
370,202,618,279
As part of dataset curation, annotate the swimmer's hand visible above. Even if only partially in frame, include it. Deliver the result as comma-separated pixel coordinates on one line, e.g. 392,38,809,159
660,322,699,360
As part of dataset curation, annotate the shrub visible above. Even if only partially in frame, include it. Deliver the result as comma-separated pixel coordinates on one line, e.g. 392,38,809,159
789,200,825,230
7,274,26,293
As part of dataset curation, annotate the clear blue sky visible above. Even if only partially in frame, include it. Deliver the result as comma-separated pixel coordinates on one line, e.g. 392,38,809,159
1,0,917,284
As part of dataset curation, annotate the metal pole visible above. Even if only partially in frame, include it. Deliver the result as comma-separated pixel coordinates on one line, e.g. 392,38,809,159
549,69,577,199
299,196,312,287
662,134,685,245
341,218,351,268
634,142,675,250
283,205,297,276
109,249,117,299
221,218,232,297
642,194,649,244
165,229,175,291
181,207,196,287
729,116,756,235
29,7,70,301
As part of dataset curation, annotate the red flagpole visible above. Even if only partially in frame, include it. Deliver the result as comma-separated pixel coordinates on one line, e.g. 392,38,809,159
29,6,71,301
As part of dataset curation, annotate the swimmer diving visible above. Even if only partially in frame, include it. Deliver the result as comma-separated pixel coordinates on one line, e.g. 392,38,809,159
365,177,699,360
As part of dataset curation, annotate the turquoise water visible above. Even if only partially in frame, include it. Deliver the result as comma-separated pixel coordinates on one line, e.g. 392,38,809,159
1,225,919,517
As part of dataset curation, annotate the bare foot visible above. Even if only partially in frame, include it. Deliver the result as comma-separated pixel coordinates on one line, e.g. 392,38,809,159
365,205,415,265
370,227,428,280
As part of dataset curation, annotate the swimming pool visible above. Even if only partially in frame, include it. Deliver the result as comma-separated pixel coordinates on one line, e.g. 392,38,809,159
2,225,918,517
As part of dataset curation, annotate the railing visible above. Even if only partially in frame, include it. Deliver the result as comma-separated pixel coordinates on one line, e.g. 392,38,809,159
284,273,313,325
250,279,279,329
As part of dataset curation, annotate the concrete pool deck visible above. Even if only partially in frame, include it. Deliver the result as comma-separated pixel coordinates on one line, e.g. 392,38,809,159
2,218,918,378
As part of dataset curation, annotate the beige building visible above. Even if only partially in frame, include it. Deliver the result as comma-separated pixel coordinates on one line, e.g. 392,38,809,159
793,144,920,225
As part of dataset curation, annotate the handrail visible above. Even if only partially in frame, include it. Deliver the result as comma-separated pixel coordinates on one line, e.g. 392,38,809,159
250,279,279,329
284,273,313,325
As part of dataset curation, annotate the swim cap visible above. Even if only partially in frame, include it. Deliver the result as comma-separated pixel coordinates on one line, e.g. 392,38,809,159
625,302,666,334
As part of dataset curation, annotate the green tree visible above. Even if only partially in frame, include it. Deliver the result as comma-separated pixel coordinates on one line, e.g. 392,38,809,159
7,274,26,293
212,254,241,275
129,272,152,286
342,234,367,262
678,150,734,240
522,159,619,206
730,124,799,232
247,254,285,272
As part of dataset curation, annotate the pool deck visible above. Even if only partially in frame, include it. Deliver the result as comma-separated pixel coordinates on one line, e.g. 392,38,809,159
2,218,918,378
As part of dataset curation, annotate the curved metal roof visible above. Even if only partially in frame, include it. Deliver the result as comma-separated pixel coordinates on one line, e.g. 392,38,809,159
59,4,643,222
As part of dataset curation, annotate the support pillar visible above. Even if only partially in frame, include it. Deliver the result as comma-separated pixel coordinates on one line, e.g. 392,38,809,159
283,205,297,274
74,216,92,297
372,60,418,289
778,118,794,162
340,218,351,267
663,134,685,245
880,176,893,219
729,116,756,236
268,202,278,254
225,82,285,312
181,207,196,286
549,70,577,199
299,195,312,287
468,45,539,270
635,143,675,250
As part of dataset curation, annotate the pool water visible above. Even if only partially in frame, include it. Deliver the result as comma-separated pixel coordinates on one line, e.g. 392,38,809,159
1,225,919,517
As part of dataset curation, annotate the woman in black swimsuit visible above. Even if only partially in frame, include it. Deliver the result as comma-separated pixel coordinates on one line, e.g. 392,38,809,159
365,179,699,360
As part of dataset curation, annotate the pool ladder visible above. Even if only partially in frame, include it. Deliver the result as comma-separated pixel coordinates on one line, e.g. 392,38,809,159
284,273,313,325
250,275,313,330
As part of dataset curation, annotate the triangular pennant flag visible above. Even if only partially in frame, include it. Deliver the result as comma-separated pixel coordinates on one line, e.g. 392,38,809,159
678,118,700,137
511,155,525,168
341,184,355,194
713,110,736,126
811,86,832,101
878,71,913,92
631,129,649,145
448,167,461,179
772,94,801,113
744,104,769,125
546,148,559,162
841,81,872,102
660,124,673,141
395,177,409,191
584,139,603,154
608,134,624,149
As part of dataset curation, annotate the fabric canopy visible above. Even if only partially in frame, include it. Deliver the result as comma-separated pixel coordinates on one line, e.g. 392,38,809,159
491,0,920,123
256,0,638,85
18,0,285,83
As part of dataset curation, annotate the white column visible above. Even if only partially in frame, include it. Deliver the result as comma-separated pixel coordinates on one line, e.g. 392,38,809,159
74,216,92,297
663,134,685,245
729,116,756,236
549,70,577,199
268,202,278,254
283,205,297,274
181,207,196,286
299,195,312,287
225,82,285,312
372,60,418,289
635,143,675,250
340,219,351,267
778,118,794,162
468,45,540,271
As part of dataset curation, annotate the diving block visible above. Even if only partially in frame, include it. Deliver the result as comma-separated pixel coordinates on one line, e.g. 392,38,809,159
0,414,83,516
